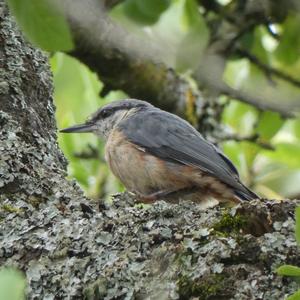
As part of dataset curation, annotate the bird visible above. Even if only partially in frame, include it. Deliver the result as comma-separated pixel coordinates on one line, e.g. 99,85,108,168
60,99,258,209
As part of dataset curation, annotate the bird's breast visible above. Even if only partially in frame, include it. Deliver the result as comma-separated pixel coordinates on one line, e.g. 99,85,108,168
105,129,190,194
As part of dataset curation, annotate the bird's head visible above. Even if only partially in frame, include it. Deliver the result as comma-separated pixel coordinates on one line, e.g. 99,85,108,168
60,99,152,139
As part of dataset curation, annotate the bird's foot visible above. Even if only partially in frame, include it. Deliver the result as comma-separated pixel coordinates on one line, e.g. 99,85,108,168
134,187,200,204
134,189,179,204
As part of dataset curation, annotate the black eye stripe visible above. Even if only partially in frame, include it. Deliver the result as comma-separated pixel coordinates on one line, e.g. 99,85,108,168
92,102,148,122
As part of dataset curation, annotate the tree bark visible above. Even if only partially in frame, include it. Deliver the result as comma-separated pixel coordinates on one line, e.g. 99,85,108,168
0,2,299,300
66,0,204,119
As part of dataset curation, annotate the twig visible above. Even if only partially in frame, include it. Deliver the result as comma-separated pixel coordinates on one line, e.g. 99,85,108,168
265,23,280,40
236,48,300,89
64,0,203,117
64,0,297,119
216,132,275,150
74,144,101,160
220,84,295,118
102,0,123,10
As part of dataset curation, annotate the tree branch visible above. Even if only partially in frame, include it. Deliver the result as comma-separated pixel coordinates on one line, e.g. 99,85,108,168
236,47,300,89
64,0,204,119
102,0,123,9
194,54,295,118
221,84,295,118
216,132,275,150
60,0,299,120
74,144,101,160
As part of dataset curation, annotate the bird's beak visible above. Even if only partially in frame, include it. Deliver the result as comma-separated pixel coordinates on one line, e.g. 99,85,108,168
60,123,95,133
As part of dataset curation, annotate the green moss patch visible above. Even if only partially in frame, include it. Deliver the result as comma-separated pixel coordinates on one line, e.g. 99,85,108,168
177,273,228,299
212,211,247,236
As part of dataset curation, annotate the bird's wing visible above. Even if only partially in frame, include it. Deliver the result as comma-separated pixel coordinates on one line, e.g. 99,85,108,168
120,109,236,181
119,108,257,200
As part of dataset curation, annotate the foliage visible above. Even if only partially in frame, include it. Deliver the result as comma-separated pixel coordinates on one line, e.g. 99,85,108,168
275,14,300,65
276,206,300,300
0,268,26,300
111,0,209,71
52,53,124,198
122,0,171,25
6,0,73,51
277,265,300,277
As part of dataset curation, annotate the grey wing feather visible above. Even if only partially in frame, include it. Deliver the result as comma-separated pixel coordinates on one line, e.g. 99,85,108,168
119,108,257,200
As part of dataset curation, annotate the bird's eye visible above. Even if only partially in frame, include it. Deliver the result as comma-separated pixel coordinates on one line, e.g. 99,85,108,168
101,109,111,118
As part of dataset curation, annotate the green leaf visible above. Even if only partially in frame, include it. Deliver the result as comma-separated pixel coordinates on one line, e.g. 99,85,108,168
250,27,269,64
222,100,258,136
263,143,300,169
295,206,300,245
275,14,300,65
176,24,209,71
52,53,124,198
122,0,171,25
257,167,300,199
241,142,260,170
240,32,255,52
6,0,74,51
181,0,202,28
222,141,243,172
292,118,300,140
136,0,171,18
287,290,300,300
256,111,284,141
175,0,209,71
222,141,259,182
277,265,300,277
0,268,26,300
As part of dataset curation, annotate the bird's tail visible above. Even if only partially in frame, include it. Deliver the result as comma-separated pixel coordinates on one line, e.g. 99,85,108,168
234,184,259,201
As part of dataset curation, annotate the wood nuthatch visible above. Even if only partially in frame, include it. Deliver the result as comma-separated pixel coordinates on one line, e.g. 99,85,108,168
61,99,258,208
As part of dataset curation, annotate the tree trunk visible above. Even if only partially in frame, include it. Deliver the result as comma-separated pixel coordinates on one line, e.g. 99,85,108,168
0,2,299,299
